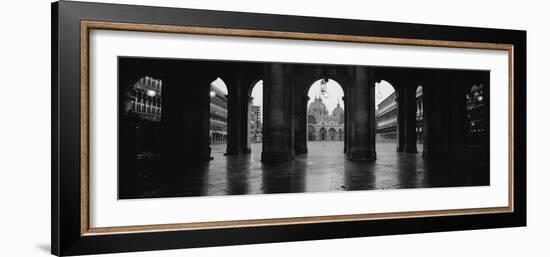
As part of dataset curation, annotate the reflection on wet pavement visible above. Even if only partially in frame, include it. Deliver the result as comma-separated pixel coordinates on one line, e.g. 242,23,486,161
121,141,489,199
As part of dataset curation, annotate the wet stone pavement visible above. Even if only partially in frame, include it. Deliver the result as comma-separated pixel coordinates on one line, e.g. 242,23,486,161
122,141,489,199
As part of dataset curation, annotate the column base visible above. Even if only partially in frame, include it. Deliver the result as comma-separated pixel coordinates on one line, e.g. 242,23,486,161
347,150,376,161
225,146,241,155
404,145,418,153
199,146,212,161
261,152,294,163
168,152,212,163
295,146,308,154
422,150,452,159
422,150,429,158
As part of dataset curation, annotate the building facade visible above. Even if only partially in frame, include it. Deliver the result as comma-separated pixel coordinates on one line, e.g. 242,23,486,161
210,85,228,145
375,86,424,143
122,76,163,159
465,83,487,145
249,105,262,143
124,76,163,122
375,92,398,141
306,96,344,141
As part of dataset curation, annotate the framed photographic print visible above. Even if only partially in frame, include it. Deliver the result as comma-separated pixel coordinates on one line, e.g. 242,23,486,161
51,1,526,256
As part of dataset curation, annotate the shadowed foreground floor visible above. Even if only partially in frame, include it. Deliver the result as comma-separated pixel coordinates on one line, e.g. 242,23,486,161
120,141,489,199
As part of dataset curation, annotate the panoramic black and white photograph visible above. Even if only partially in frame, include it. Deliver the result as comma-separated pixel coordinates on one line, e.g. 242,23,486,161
118,57,489,199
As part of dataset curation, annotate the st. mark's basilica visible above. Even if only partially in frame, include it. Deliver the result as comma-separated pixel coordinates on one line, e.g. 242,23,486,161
307,96,344,141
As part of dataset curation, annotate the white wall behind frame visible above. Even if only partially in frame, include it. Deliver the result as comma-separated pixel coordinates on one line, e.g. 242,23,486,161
0,0,546,257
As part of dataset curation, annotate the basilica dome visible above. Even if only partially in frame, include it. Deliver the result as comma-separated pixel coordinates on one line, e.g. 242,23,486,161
332,102,343,116
308,96,328,115
332,102,344,124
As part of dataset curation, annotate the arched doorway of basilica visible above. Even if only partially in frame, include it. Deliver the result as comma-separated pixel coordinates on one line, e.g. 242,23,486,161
307,125,316,141
319,127,327,140
328,128,337,140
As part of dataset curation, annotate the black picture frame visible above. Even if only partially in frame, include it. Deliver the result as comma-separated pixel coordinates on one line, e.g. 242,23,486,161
51,1,526,256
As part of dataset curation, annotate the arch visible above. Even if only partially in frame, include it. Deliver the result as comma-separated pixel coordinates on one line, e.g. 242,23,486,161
415,85,424,145
306,78,345,102
247,80,264,149
308,125,316,141
210,77,228,97
328,128,337,141
307,115,316,124
295,67,348,97
209,77,229,154
416,85,423,95
305,78,345,151
375,80,397,103
249,80,263,108
247,77,264,97
123,76,164,162
337,128,344,141
319,127,327,141
374,80,398,143
306,78,345,125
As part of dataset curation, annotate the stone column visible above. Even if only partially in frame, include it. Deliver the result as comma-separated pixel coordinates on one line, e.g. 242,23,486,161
225,75,243,155
396,87,405,152
198,76,213,160
403,82,418,153
261,63,294,162
422,71,453,159
342,96,347,153
346,66,376,161
421,83,432,157
295,95,309,154
160,70,212,163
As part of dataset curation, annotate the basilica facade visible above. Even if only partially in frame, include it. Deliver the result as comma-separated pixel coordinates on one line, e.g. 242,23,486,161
307,96,344,141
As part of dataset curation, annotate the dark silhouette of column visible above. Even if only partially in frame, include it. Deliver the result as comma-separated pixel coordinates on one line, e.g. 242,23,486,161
342,96,347,153
451,77,469,152
346,66,376,161
160,64,212,164
295,95,309,154
198,75,213,160
396,87,405,152
261,63,294,162
403,82,418,153
422,71,452,159
225,75,243,155
421,82,432,157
